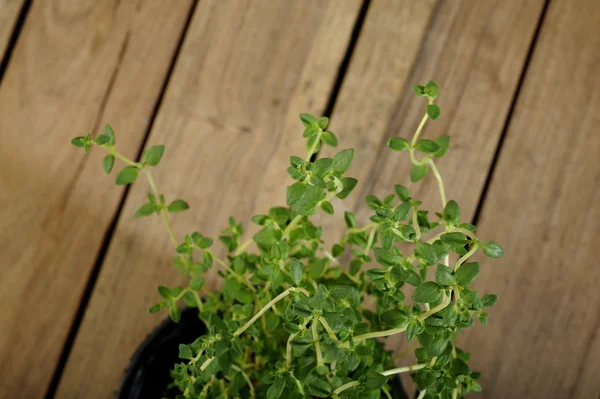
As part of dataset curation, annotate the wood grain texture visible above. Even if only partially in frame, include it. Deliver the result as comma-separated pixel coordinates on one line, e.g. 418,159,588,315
315,0,545,391
56,1,362,397
0,1,193,397
0,0,25,60
461,0,600,397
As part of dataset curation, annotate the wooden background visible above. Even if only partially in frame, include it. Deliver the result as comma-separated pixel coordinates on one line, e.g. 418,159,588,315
0,0,598,398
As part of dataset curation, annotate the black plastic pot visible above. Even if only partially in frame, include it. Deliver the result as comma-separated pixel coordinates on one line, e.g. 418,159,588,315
116,308,407,399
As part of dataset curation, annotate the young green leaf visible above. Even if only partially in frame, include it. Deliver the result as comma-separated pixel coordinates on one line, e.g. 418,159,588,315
178,344,193,359
70,137,88,148
425,80,440,99
266,377,285,399
103,155,115,174
412,281,443,303
290,258,303,285
415,139,440,154
483,241,504,258
410,164,428,182
364,372,388,390
387,137,409,152
287,182,307,206
317,117,329,129
441,232,468,246
104,124,116,145
95,135,111,145
433,136,450,157
344,211,356,228
455,262,480,286
320,201,334,215
135,203,157,218
143,145,165,166
394,185,411,202
321,131,338,146
442,200,461,225
300,113,318,128
427,104,440,120
115,166,139,185
168,199,190,213
435,264,455,286
380,310,408,328
332,148,354,174
482,294,498,307
336,177,357,199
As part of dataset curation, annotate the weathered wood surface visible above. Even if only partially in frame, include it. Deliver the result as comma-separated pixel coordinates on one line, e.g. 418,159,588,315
461,0,600,397
0,0,25,61
0,1,193,397
56,1,363,397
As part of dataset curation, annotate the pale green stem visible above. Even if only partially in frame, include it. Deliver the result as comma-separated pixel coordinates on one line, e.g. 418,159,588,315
452,388,458,399
455,243,479,271
286,319,310,369
305,131,322,161
283,215,303,238
333,381,361,396
103,146,182,250
411,112,430,147
412,206,422,241
381,363,427,376
200,357,214,371
209,251,256,293
417,389,427,399
428,159,447,208
234,238,254,256
234,287,304,337
312,316,324,366
342,291,451,348
231,365,255,399
382,386,393,399
318,316,338,341
364,224,379,255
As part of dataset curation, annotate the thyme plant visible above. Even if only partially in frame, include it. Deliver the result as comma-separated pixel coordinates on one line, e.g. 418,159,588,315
71,82,503,399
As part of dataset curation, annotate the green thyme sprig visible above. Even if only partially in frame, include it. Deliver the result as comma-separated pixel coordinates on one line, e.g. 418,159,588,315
71,81,503,399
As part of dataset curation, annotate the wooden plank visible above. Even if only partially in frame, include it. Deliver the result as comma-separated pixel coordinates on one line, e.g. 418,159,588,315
56,1,362,397
316,0,546,391
0,1,193,398
0,0,25,61
461,0,600,397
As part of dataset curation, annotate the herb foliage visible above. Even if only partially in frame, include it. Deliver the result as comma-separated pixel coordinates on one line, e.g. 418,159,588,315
72,81,502,398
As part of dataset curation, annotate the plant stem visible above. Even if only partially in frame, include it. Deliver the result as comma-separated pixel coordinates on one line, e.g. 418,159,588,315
411,112,430,147
364,224,379,255
318,316,338,341
200,357,214,371
381,363,427,376
234,238,254,256
283,215,303,238
209,251,257,292
312,316,324,366
333,381,361,396
428,159,447,208
412,206,422,241
286,319,310,369
305,131,322,161
343,291,451,347
455,243,479,271
234,287,300,337
417,389,427,399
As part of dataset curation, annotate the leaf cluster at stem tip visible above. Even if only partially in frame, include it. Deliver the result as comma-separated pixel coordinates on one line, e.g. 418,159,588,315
70,80,503,399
